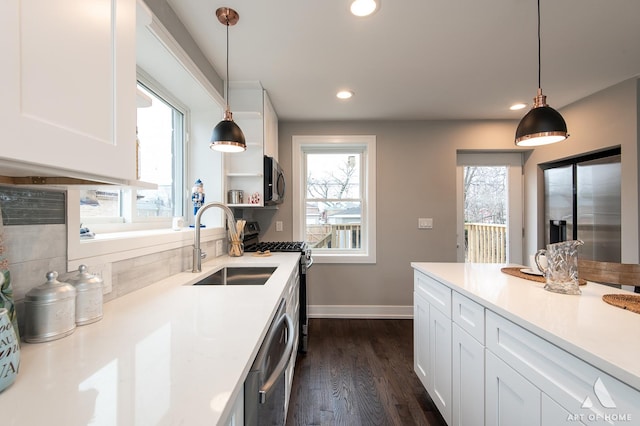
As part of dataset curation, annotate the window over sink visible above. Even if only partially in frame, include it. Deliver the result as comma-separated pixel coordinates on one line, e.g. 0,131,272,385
79,80,185,232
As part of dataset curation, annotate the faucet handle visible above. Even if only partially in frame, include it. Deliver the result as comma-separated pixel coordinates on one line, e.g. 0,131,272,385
201,251,207,260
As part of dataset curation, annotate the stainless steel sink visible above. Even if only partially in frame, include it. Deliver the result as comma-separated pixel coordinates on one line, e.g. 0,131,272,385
192,266,276,286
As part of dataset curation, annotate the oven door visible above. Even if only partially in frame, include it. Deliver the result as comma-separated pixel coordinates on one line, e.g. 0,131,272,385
245,299,294,425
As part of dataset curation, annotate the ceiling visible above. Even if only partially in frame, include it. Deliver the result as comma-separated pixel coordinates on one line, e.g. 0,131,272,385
166,0,640,122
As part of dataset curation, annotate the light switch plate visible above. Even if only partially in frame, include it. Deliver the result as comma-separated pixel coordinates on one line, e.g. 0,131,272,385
276,221,283,232
216,240,223,256
418,218,433,229
91,263,113,294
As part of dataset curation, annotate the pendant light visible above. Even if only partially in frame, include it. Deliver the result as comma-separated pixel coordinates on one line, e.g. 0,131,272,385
515,0,568,147
210,7,246,153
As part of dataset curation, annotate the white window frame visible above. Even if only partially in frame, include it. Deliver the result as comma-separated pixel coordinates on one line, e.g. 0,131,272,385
292,135,376,264
78,73,187,233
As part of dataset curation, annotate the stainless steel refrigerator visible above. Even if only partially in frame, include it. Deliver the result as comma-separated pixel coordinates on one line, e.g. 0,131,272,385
544,152,621,262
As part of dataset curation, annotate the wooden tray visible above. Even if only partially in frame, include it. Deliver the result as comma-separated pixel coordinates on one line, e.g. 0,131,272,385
602,294,640,315
501,267,586,286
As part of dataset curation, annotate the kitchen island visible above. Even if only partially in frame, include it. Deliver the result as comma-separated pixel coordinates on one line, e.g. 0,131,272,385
412,262,640,426
2,253,301,425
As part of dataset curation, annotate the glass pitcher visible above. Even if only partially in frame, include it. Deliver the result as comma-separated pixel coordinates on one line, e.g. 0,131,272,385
535,240,584,295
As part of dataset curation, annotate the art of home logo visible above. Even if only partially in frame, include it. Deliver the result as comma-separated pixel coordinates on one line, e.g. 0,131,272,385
566,377,633,423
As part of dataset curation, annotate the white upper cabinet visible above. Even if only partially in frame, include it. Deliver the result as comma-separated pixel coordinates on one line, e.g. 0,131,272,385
0,0,137,183
224,83,278,207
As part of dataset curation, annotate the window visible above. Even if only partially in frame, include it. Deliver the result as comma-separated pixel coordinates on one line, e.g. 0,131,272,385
292,135,376,263
79,80,185,231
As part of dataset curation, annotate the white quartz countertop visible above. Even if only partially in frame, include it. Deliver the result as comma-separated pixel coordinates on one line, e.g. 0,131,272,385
411,262,640,392
2,253,301,426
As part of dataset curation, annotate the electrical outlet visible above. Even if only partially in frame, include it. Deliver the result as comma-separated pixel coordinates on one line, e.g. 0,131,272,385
276,221,283,232
91,263,113,294
418,218,433,229
216,239,223,257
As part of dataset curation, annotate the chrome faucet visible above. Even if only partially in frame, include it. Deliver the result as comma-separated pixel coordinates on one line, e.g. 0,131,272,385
192,202,238,272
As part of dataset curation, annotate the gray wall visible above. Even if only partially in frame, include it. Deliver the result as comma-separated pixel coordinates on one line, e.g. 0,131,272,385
269,120,519,309
266,78,640,311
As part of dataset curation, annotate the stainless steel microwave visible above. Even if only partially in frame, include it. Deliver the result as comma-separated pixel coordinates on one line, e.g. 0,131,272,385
264,156,285,205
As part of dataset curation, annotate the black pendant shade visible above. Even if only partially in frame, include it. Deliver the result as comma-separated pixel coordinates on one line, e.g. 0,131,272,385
210,110,246,153
515,93,568,147
210,7,246,153
515,0,568,147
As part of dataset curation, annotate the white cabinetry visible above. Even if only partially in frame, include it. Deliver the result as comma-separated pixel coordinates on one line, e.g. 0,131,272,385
413,264,640,426
0,0,137,183
486,311,640,426
485,350,541,426
414,271,452,425
451,292,485,426
224,83,278,207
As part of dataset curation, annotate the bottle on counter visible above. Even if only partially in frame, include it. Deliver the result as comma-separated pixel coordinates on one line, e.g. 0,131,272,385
0,307,20,392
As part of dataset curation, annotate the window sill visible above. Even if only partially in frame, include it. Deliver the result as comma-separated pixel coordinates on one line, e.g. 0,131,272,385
68,225,227,266
311,252,376,264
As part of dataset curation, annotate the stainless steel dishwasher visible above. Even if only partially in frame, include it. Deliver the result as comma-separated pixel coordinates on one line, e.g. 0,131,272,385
245,298,295,425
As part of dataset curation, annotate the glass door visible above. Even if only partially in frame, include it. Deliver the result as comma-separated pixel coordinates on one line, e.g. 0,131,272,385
456,153,523,264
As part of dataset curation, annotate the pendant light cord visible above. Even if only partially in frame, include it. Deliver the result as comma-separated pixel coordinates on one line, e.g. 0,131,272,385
225,14,230,111
537,0,541,91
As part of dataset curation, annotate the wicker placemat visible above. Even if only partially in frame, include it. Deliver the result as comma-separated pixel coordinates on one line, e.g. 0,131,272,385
501,267,587,286
602,294,640,314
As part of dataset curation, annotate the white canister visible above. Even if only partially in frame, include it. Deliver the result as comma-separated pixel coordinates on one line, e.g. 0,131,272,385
67,265,104,325
24,271,76,343
0,307,20,392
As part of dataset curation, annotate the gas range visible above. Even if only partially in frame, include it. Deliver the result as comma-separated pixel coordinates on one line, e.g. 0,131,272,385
244,241,308,253
242,222,312,268
242,221,313,353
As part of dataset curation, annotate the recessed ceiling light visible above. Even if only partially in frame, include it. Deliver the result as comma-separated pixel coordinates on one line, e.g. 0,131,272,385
350,0,378,17
510,103,527,111
337,90,354,100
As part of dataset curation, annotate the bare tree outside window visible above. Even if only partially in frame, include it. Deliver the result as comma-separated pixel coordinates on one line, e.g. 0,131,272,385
305,153,362,249
464,166,508,263
464,166,507,224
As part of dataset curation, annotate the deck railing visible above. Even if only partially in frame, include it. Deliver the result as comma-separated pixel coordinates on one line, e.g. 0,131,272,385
307,223,362,249
465,223,507,263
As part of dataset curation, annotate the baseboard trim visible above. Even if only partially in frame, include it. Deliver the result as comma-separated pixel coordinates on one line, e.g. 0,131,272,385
308,305,413,319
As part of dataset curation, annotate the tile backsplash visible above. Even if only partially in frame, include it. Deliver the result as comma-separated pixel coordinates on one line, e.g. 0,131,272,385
0,186,217,337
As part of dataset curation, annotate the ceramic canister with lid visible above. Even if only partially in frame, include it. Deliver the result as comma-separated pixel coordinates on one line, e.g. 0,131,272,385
67,264,104,325
24,271,76,343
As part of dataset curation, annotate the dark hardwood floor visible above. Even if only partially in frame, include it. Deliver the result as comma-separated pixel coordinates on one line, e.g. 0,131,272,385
286,319,447,426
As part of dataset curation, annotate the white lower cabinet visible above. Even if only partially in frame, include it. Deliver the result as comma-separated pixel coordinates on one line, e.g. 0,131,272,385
485,350,541,426
542,393,586,426
414,290,431,389
414,271,452,425
414,269,640,426
430,305,452,423
452,324,484,426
